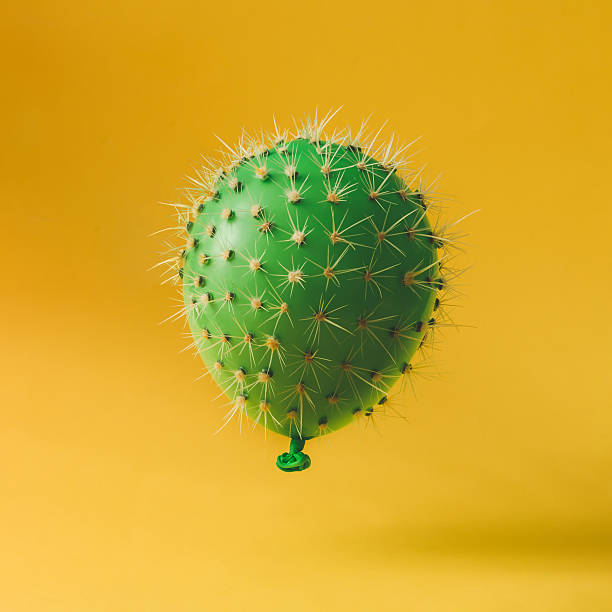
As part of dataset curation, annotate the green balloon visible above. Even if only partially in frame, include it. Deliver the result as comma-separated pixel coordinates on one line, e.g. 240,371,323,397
178,128,441,470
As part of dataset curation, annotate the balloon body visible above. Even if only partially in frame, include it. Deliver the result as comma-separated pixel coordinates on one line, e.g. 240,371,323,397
178,129,443,467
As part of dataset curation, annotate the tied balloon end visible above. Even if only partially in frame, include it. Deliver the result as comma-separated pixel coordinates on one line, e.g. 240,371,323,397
276,437,311,472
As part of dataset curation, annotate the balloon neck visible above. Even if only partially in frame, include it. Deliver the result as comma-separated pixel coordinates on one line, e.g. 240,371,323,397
276,438,311,472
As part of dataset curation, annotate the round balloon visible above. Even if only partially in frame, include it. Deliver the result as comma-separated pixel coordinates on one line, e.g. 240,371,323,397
164,112,457,471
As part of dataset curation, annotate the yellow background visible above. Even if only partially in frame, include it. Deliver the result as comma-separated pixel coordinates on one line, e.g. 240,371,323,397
2,1,611,610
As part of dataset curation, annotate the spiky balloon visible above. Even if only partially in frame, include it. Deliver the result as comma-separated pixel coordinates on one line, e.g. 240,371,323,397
160,111,465,471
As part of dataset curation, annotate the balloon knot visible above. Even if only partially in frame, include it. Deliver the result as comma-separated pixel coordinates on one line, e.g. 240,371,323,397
276,438,311,472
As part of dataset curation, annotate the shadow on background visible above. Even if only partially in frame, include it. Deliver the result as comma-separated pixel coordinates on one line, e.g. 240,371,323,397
335,520,612,562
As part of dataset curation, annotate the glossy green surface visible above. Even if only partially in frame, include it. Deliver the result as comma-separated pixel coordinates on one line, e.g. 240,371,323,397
182,138,439,439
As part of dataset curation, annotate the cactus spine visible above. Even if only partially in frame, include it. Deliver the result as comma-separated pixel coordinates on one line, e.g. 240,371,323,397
160,111,464,470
